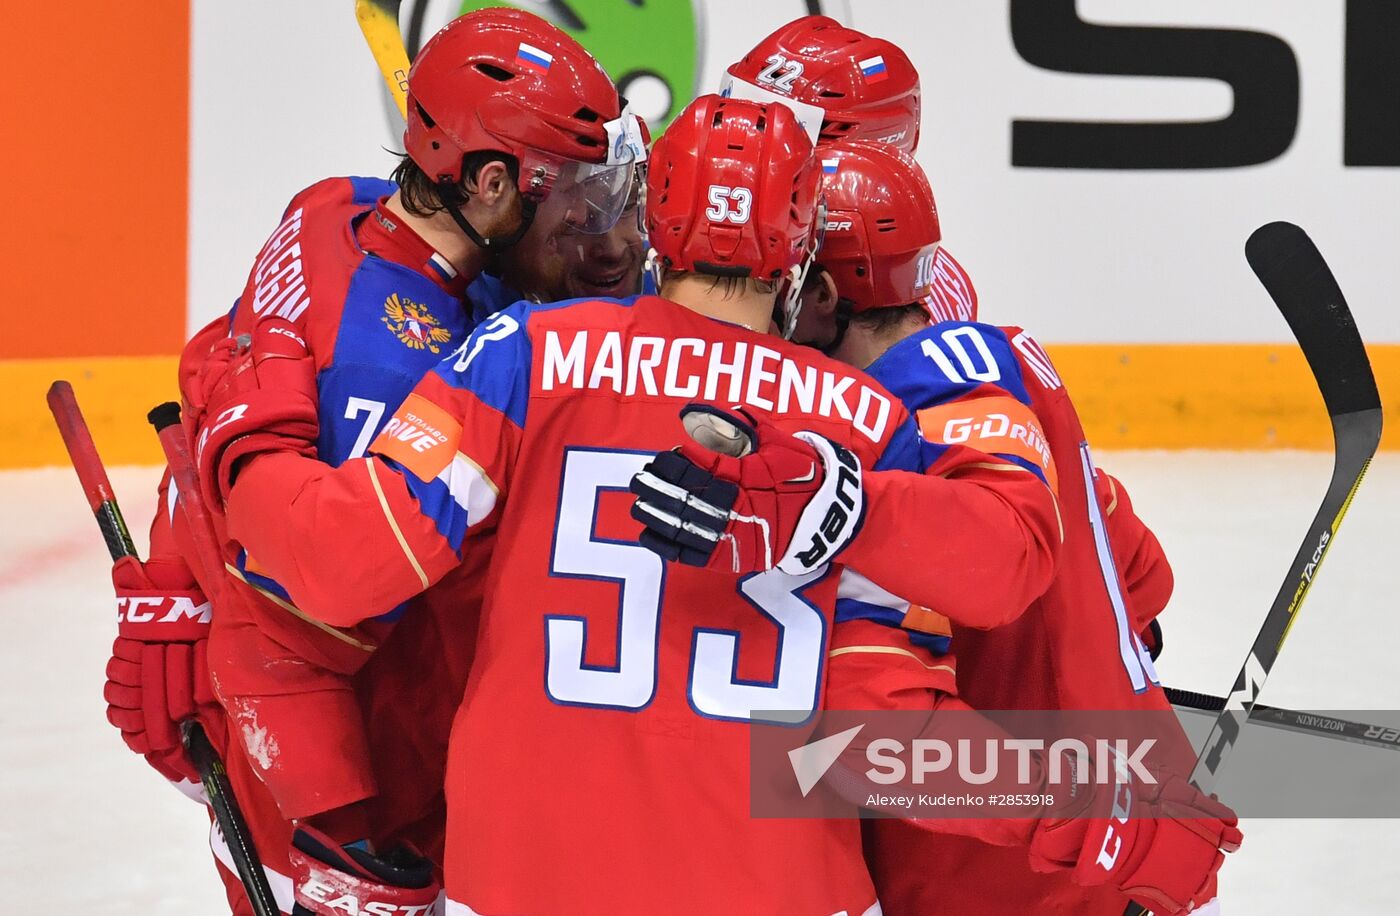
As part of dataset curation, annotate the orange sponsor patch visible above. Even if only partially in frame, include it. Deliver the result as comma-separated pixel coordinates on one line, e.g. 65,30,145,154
917,395,1058,490
370,393,463,481
902,603,952,639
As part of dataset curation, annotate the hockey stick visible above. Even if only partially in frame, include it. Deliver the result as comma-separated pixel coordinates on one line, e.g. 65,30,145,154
1125,224,1383,915
145,402,281,916
1191,221,1382,791
355,0,410,119
45,382,279,916
1165,686,1400,755
47,382,137,562
147,402,226,598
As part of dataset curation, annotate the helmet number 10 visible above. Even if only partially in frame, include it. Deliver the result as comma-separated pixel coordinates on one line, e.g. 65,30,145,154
706,185,754,224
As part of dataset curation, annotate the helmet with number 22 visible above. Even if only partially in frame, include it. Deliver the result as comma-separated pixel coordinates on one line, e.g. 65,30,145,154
723,15,921,152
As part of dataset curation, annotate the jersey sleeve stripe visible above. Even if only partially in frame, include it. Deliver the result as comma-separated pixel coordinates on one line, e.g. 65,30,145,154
366,457,431,591
441,451,500,521
828,644,957,675
837,568,909,610
223,563,377,652
835,598,909,628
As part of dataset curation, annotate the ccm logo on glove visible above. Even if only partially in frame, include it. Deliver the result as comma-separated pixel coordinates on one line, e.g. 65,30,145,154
197,403,250,460
117,595,212,626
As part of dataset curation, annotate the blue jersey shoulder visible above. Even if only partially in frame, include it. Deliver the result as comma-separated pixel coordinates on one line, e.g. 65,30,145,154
865,321,1033,412
466,272,522,324
347,176,396,206
317,253,475,467
428,295,642,433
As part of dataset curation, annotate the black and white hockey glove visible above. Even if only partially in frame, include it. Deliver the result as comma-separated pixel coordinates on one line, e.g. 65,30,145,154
629,404,864,576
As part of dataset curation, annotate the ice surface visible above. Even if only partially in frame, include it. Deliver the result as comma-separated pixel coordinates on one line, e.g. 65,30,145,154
3,455,1397,912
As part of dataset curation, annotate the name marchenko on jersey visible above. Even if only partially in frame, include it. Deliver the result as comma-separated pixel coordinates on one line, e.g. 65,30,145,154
539,329,893,443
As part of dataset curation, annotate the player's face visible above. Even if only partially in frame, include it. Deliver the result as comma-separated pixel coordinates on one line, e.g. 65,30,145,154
792,269,841,350
499,189,645,302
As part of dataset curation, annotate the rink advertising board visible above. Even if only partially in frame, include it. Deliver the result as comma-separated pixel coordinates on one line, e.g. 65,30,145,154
2,0,1396,466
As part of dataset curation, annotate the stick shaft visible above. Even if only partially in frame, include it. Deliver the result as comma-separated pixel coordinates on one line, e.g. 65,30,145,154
1166,686,1400,754
355,0,409,119
47,381,137,561
146,403,279,916
148,404,227,599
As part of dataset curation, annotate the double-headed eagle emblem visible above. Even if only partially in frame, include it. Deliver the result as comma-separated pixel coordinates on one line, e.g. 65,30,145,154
382,293,453,354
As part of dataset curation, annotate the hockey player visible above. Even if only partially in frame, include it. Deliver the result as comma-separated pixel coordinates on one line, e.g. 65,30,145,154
487,168,647,309
103,9,642,914
183,93,1234,916
722,15,978,323
181,93,1061,914
723,13,1171,655
801,139,1213,915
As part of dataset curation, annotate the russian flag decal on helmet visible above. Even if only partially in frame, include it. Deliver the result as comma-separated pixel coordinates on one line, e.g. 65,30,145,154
858,55,888,84
516,42,554,73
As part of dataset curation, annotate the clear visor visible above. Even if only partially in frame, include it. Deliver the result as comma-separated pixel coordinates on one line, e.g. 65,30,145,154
519,109,648,236
520,150,635,235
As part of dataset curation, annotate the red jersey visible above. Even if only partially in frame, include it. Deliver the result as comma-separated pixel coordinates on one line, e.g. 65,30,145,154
218,295,1063,913
862,324,1178,916
924,247,978,324
161,176,484,910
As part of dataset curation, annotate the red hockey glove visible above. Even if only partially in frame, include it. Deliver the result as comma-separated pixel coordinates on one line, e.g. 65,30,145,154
630,404,864,575
1029,760,1242,915
103,554,219,784
184,318,320,514
289,827,440,916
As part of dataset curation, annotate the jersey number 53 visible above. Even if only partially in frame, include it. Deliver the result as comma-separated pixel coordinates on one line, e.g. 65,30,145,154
544,449,826,724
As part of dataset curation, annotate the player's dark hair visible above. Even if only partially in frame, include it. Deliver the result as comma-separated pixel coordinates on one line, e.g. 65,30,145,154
659,268,777,299
391,152,522,218
850,301,927,333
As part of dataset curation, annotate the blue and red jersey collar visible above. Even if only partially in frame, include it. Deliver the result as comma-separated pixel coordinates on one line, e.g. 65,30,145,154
357,198,470,297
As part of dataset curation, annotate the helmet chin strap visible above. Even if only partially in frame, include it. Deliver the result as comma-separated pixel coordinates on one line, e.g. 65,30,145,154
778,252,816,340
644,247,664,293
436,180,538,251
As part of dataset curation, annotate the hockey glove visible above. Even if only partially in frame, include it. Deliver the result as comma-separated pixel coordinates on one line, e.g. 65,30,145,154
104,554,219,785
184,318,320,514
630,404,864,576
1028,758,1242,915
289,826,441,916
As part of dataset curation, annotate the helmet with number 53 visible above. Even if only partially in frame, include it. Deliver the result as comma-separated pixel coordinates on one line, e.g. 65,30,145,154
645,94,823,337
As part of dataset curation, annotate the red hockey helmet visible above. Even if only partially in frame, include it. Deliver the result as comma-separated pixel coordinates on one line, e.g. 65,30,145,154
816,140,941,313
722,16,921,153
405,8,645,235
646,95,821,334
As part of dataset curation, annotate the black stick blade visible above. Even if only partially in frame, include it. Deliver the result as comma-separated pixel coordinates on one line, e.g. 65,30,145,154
1246,222,1381,418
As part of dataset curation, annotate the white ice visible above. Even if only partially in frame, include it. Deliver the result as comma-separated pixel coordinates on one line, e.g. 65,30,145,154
3,454,1398,913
